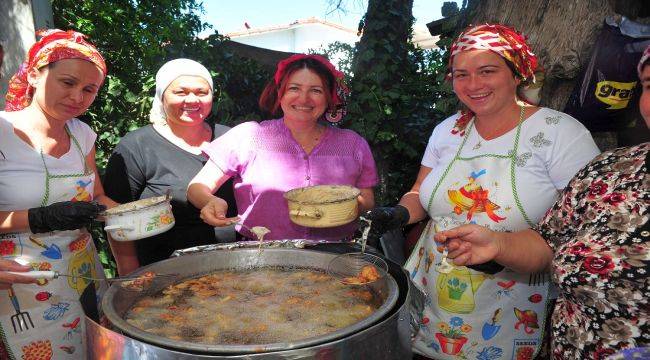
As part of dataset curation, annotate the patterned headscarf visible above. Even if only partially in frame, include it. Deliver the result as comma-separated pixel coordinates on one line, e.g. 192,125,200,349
274,54,349,123
638,45,650,78
5,29,106,111
149,58,213,124
448,24,540,135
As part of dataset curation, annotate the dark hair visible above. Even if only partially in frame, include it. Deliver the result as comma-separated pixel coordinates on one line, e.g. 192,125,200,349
643,58,650,74
259,58,335,117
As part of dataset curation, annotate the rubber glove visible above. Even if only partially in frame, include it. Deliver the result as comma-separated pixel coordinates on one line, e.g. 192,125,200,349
28,201,106,233
362,205,410,242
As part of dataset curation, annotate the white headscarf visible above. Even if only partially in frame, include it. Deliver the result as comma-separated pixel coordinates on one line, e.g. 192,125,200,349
149,58,213,124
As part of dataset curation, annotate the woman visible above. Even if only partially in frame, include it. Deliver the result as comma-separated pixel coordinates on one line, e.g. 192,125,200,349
365,24,600,359
188,54,377,241
0,29,124,359
103,58,236,271
435,45,650,359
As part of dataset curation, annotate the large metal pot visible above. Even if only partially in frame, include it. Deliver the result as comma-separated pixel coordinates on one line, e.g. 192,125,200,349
101,248,402,355
88,244,412,359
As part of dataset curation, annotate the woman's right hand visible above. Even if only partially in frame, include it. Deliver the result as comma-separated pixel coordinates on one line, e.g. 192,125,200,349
28,201,106,234
434,224,503,266
200,197,239,227
0,259,38,289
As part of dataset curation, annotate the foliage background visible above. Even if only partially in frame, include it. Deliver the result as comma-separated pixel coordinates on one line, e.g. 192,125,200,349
51,0,456,275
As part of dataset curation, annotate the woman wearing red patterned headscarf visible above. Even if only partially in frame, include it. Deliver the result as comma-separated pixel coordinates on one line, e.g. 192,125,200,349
434,44,650,360
363,23,600,359
188,54,378,241
0,29,132,359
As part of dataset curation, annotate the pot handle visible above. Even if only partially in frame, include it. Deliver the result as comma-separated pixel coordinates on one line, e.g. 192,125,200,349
289,209,323,219
104,224,135,232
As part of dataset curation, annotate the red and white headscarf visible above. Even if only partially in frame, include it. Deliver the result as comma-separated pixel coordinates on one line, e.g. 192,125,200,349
4,29,106,111
274,54,349,122
638,44,650,78
449,24,540,135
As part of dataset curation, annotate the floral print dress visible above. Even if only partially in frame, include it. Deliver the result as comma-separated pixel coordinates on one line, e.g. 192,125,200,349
535,142,649,359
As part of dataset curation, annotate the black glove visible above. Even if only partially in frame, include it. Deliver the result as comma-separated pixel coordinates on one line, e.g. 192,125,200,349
28,201,106,234
362,205,410,242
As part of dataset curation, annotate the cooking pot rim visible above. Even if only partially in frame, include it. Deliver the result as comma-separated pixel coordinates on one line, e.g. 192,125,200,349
104,195,169,216
101,248,399,354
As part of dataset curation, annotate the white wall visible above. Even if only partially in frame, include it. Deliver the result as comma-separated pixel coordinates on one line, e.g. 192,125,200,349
0,0,36,109
293,24,358,52
231,23,359,53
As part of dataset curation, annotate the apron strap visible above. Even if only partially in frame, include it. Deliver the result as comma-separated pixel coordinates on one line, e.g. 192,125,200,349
39,125,92,206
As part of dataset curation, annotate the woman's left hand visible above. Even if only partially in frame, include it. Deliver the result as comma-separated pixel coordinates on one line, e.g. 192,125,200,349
434,224,503,266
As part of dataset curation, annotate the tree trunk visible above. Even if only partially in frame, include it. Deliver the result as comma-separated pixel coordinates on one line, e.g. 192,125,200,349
348,0,415,203
468,0,610,111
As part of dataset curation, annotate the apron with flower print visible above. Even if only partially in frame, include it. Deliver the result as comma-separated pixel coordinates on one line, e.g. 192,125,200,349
0,128,106,360
407,115,551,360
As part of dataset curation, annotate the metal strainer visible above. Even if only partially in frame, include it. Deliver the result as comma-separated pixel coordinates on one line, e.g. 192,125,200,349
327,252,388,285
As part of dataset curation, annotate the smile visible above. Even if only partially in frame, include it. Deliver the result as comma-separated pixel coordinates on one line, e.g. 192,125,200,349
292,105,314,111
468,92,491,99
182,107,200,112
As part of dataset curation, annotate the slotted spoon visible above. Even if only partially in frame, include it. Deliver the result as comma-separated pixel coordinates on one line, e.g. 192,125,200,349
8,271,177,291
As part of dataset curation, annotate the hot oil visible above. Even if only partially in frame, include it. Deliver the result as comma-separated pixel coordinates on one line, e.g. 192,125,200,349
125,267,382,345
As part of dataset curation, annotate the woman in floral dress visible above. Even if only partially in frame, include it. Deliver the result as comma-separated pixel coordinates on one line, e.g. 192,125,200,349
435,45,650,360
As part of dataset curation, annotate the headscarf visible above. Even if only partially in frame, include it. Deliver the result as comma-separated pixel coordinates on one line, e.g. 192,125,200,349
638,45,650,78
149,58,213,124
448,24,540,135
274,54,349,123
5,29,106,111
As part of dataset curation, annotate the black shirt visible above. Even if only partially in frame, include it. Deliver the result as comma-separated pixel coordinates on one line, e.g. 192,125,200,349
103,124,236,266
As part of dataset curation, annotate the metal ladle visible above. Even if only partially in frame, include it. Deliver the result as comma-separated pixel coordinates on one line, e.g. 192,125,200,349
8,271,177,291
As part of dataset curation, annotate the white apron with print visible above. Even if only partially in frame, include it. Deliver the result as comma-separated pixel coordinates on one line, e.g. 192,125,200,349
0,132,106,360
407,119,551,360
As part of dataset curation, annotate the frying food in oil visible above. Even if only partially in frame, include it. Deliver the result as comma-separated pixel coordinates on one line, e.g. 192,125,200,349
125,268,382,345
341,265,381,285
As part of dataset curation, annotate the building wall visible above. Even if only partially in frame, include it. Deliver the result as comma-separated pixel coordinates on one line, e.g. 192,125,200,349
292,24,358,52
231,23,359,53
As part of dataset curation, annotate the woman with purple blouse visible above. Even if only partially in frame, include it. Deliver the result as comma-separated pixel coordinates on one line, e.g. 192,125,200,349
187,54,378,241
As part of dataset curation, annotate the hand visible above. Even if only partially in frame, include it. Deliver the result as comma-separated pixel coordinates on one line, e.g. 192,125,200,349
0,259,38,289
363,205,410,234
199,197,239,227
28,201,106,234
434,224,503,266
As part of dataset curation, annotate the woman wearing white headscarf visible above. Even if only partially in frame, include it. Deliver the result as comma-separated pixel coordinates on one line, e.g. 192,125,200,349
103,59,236,274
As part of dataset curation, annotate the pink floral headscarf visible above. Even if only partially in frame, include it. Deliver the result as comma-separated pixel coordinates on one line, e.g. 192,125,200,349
5,29,106,111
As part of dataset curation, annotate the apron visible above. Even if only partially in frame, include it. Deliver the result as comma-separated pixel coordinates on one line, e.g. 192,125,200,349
0,128,106,360
407,113,551,360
